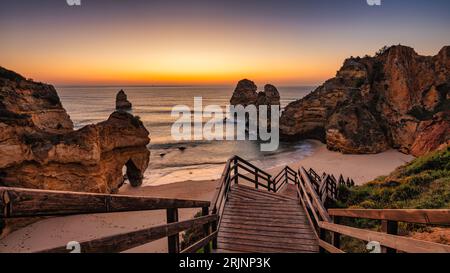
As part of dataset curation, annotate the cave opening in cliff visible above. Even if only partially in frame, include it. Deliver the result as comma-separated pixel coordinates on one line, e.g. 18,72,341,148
123,159,143,187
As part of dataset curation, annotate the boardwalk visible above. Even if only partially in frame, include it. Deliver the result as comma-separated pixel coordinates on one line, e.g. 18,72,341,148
1,156,449,253
216,184,319,253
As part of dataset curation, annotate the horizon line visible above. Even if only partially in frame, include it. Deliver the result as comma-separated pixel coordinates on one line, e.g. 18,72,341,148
55,83,320,88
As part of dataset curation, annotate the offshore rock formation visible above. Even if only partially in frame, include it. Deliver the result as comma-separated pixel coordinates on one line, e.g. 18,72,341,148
0,67,150,193
230,79,281,108
116,89,132,110
230,79,281,132
280,45,450,156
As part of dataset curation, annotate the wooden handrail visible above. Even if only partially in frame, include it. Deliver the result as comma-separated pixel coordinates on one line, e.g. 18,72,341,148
328,209,450,226
233,155,272,178
296,185,320,237
319,240,345,253
0,187,210,218
235,163,271,182
273,166,298,192
319,221,450,253
37,214,218,253
210,159,232,214
181,231,219,253
299,168,331,223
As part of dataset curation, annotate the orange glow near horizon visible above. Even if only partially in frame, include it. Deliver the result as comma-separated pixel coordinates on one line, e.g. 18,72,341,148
1,25,343,86
1,1,449,86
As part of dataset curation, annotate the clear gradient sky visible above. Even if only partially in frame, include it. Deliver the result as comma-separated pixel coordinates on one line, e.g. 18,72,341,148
1,0,449,85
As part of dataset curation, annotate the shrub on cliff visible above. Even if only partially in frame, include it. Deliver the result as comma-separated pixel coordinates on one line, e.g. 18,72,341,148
337,146,450,209
332,146,450,251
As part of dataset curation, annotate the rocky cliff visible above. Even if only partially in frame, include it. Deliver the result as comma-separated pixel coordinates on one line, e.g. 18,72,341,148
0,67,150,193
280,45,450,156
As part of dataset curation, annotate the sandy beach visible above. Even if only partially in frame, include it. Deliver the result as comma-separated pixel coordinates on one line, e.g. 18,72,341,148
0,141,414,253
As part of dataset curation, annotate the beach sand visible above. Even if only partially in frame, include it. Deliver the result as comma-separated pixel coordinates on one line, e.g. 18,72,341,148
0,141,414,253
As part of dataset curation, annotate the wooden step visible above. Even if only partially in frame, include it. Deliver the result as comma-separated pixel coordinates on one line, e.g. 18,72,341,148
216,181,319,253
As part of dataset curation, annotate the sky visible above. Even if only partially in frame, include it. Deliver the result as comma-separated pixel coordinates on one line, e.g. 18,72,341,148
0,0,449,86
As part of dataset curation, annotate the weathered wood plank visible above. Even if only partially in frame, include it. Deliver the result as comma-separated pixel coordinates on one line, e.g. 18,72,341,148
217,237,319,253
319,221,450,253
231,188,282,201
227,200,301,208
219,231,317,245
224,206,304,214
220,223,312,233
235,185,297,201
228,197,298,204
223,210,307,221
217,243,317,253
228,191,258,201
222,214,308,225
37,214,218,253
328,209,450,226
219,225,315,238
220,218,311,229
0,187,210,218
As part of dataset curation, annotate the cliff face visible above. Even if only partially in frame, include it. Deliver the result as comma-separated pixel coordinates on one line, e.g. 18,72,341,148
0,67,150,193
280,46,450,156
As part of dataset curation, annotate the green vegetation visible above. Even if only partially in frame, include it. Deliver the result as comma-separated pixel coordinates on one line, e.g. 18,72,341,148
375,45,389,57
336,146,450,209
332,146,450,252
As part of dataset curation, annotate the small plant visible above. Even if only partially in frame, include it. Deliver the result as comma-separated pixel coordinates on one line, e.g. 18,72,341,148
375,45,389,56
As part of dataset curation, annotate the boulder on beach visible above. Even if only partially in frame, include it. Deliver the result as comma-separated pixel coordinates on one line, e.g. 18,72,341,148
116,89,133,111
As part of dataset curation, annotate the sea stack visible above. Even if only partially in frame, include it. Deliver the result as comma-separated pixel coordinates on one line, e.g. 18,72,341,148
230,80,280,108
230,79,281,132
116,89,133,111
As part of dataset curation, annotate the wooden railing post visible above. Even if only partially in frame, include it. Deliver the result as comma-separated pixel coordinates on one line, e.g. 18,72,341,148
319,228,327,253
284,168,288,189
332,216,341,249
166,208,180,253
269,175,274,192
202,207,211,253
381,220,398,253
233,157,238,185
211,216,218,250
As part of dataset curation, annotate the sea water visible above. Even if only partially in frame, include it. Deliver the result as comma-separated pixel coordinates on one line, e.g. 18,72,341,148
57,85,315,185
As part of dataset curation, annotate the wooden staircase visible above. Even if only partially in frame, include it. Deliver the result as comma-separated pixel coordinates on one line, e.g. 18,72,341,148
1,155,449,253
216,184,318,253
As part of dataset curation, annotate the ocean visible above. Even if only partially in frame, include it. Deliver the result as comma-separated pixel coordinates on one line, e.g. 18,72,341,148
57,85,316,186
